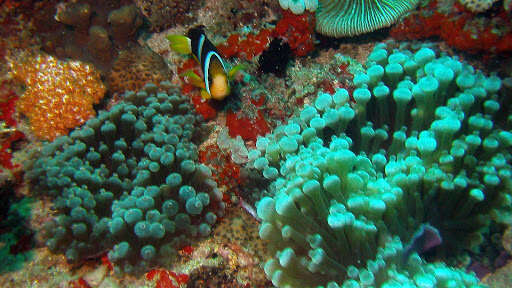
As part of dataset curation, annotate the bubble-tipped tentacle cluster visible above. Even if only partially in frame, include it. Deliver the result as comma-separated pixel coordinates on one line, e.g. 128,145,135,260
27,83,225,273
247,42,510,287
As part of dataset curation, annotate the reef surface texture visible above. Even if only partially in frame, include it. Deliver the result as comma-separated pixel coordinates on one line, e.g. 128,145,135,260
0,0,511,287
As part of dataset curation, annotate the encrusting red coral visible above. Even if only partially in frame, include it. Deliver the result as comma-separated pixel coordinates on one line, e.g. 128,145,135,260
273,10,315,57
68,278,91,288
101,253,114,272
146,269,189,288
179,245,194,256
0,81,24,175
226,110,270,142
0,84,18,127
217,28,272,60
199,143,243,199
390,0,512,54
0,130,24,172
217,9,315,59
191,94,217,120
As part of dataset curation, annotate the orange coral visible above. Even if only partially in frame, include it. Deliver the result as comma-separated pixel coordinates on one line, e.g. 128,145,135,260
9,53,105,141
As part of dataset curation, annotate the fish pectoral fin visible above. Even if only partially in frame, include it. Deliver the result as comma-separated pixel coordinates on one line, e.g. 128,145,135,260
180,70,206,89
228,63,247,80
167,35,192,54
201,89,212,100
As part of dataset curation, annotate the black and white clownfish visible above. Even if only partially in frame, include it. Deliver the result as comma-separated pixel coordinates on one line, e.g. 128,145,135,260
167,26,243,101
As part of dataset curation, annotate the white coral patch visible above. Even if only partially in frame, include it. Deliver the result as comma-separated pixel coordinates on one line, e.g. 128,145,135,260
278,0,318,14
459,0,499,12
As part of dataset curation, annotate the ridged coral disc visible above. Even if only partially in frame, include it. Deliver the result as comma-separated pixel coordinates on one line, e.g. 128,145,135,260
316,0,420,37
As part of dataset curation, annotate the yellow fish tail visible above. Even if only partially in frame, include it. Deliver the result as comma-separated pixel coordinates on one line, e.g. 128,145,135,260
167,35,192,54
201,89,212,100
180,70,206,89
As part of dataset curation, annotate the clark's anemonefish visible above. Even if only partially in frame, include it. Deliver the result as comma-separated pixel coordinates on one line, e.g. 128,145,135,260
167,26,243,101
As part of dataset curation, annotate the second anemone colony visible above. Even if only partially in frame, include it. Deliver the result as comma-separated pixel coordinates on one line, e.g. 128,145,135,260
27,83,225,274
248,41,511,288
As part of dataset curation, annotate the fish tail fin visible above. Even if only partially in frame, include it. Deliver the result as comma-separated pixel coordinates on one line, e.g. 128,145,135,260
180,70,206,89
167,35,192,54
201,89,212,100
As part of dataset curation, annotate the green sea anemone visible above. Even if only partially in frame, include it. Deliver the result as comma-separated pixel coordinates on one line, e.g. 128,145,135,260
248,41,509,287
